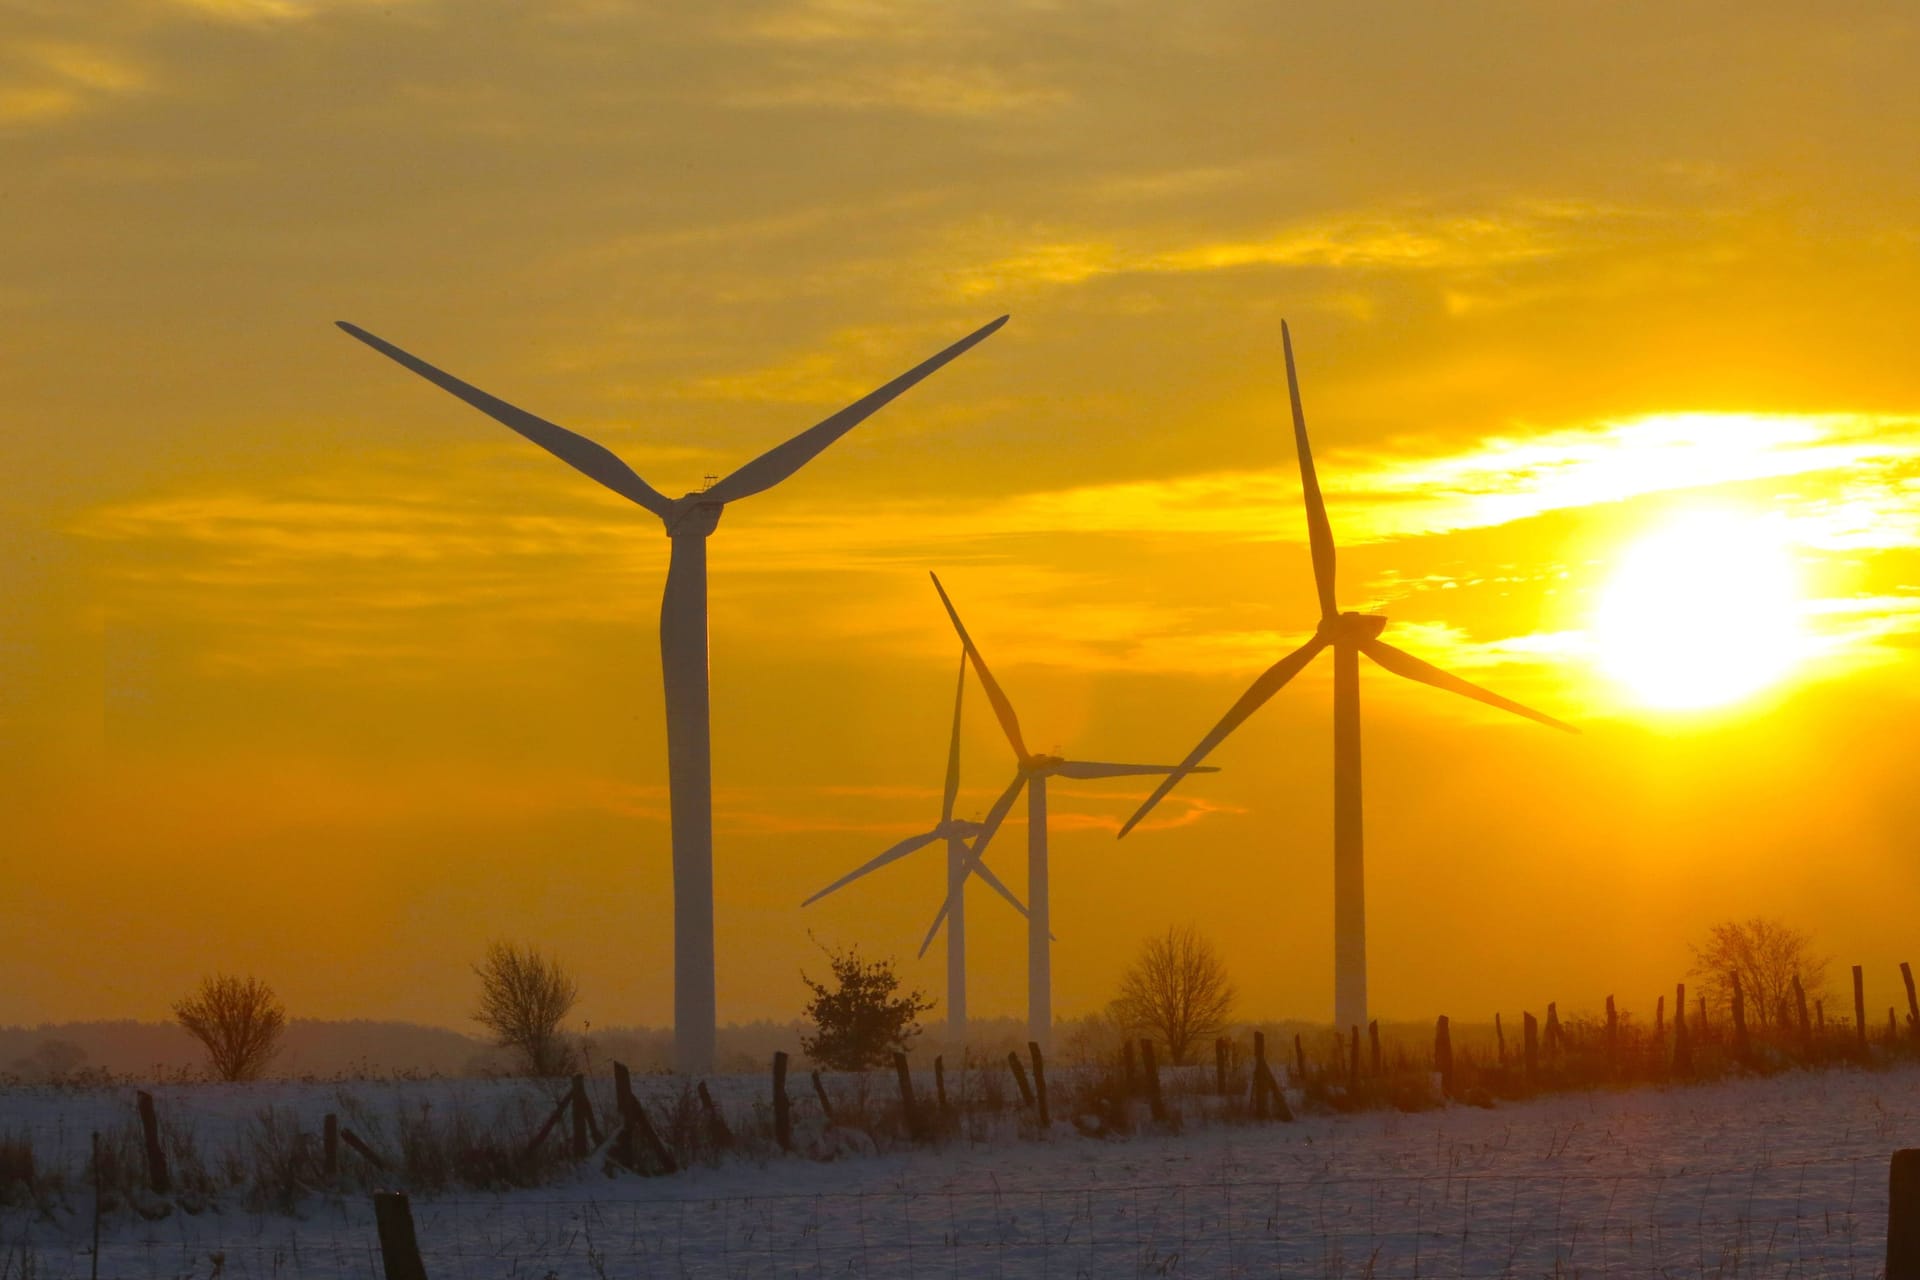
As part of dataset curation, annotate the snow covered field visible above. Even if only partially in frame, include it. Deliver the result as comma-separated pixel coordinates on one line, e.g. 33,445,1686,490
5,1060,1918,1277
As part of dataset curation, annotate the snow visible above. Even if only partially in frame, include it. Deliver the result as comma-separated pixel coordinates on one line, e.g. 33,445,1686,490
5,1061,1919,1277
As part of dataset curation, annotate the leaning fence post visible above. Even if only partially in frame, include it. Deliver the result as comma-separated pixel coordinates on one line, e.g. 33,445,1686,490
697,1082,733,1149
134,1090,170,1195
1900,967,1917,1039
772,1052,793,1152
613,1061,677,1174
1433,1015,1454,1098
893,1052,923,1141
810,1069,834,1123
1027,1042,1050,1130
1890,1149,1920,1279
1139,1039,1167,1123
1007,1051,1036,1110
372,1191,429,1280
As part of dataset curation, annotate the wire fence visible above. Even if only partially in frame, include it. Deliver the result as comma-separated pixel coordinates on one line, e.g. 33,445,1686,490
8,1152,1893,1279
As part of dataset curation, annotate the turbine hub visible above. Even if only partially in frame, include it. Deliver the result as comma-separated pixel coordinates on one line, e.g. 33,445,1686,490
1022,754,1067,774
1319,611,1387,642
664,496,724,538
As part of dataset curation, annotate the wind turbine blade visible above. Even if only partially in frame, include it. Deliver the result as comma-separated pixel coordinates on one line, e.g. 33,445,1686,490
929,572,1029,760
941,651,965,824
336,322,673,517
918,841,1032,959
702,316,1008,505
1283,321,1338,620
800,829,942,907
1055,761,1222,780
964,772,1028,868
1117,633,1329,838
1359,638,1579,733
917,895,953,960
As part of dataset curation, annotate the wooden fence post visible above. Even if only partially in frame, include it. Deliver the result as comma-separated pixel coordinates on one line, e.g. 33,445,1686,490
1215,1038,1229,1095
1122,1040,1139,1096
771,1052,793,1152
1293,1033,1307,1084
1027,1043,1050,1129
372,1191,429,1280
522,1086,575,1160
1817,998,1826,1035
1433,1015,1454,1098
323,1114,339,1181
1674,983,1692,1076
613,1062,677,1173
1655,995,1664,1041
1902,963,1920,1041
1544,1003,1562,1062
1007,1051,1036,1110
1856,965,1870,1056
934,1056,949,1114
1346,1026,1360,1090
570,1074,590,1159
1250,1031,1269,1118
339,1128,387,1171
697,1082,733,1150
1891,1149,1920,1280
810,1069,834,1123
1495,1013,1506,1066
1139,1039,1167,1123
1368,1020,1381,1076
893,1052,923,1141
1793,976,1812,1055
134,1091,170,1195
1731,972,1751,1064
1522,1012,1539,1087
1605,995,1619,1073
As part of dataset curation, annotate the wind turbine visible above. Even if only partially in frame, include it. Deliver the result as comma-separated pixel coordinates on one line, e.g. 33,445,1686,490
337,314,1007,1072
1119,321,1576,1033
923,572,1215,1050
800,653,1031,1044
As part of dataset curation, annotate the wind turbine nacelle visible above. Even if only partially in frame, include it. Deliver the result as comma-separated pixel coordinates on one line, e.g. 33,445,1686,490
1022,754,1068,773
664,497,724,538
1321,611,1388,643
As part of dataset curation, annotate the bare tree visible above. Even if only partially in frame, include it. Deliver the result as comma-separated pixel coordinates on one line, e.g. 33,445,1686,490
473,940,580,1076
1689,917,1829,1029
1111,924,1236,1065
173,974,287,1082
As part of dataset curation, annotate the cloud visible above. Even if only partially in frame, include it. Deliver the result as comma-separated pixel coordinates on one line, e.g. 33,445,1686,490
0,40,145,125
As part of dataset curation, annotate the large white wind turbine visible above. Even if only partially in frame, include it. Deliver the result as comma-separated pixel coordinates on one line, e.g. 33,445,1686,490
338,315,1007,1072
924,572,1213,1050
800,653,1031,1043
1119,322,1576,1032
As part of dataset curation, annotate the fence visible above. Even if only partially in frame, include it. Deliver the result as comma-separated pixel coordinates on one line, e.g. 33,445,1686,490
21,1152,1904,1279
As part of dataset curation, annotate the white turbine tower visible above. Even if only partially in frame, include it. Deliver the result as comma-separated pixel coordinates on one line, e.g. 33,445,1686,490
923,572,1214,1050
1119,321,1576,1033
337,315,1007,1072
800,653,1031,1044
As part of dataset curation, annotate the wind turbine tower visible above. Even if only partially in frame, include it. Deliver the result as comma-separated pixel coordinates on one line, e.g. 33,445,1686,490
338,315,1006,1071
1120,322,1576,1033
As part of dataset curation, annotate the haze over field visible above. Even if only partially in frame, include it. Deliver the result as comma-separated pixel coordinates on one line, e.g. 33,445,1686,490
5,1,1920,1035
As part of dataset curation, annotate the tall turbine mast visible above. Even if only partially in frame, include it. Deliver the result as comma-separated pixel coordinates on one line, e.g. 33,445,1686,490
338,315,1007,1072
1120,321,1576,1033
924,573,1214,1049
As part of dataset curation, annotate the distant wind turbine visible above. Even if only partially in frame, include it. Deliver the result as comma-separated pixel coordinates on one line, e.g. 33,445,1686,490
800,652,1031,1044
924,572,1214,1049
337,315,1007,1072
1119,322,1576,1033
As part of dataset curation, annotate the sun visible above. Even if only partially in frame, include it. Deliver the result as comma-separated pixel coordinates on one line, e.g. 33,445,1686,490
1594,508,1807,711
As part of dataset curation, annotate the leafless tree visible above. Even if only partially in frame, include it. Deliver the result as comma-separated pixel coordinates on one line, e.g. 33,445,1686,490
473,940,580,1076
173,974,287,1082
1111,924,1236,1065
1689,917,1829,1029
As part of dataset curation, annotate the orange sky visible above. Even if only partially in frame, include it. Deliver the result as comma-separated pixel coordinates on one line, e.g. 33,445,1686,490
5,0,1920,1034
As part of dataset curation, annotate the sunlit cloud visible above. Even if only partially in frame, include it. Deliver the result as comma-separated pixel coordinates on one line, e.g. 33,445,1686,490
0,40,144,125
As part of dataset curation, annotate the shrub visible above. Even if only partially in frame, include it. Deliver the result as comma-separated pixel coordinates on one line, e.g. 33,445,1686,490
173,975,287,1082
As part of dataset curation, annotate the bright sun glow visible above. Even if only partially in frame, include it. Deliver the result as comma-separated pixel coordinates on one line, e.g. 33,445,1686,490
1595,508,1808,710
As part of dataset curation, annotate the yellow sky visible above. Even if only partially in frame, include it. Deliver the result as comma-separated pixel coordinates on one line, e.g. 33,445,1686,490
5,0,1920,1034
